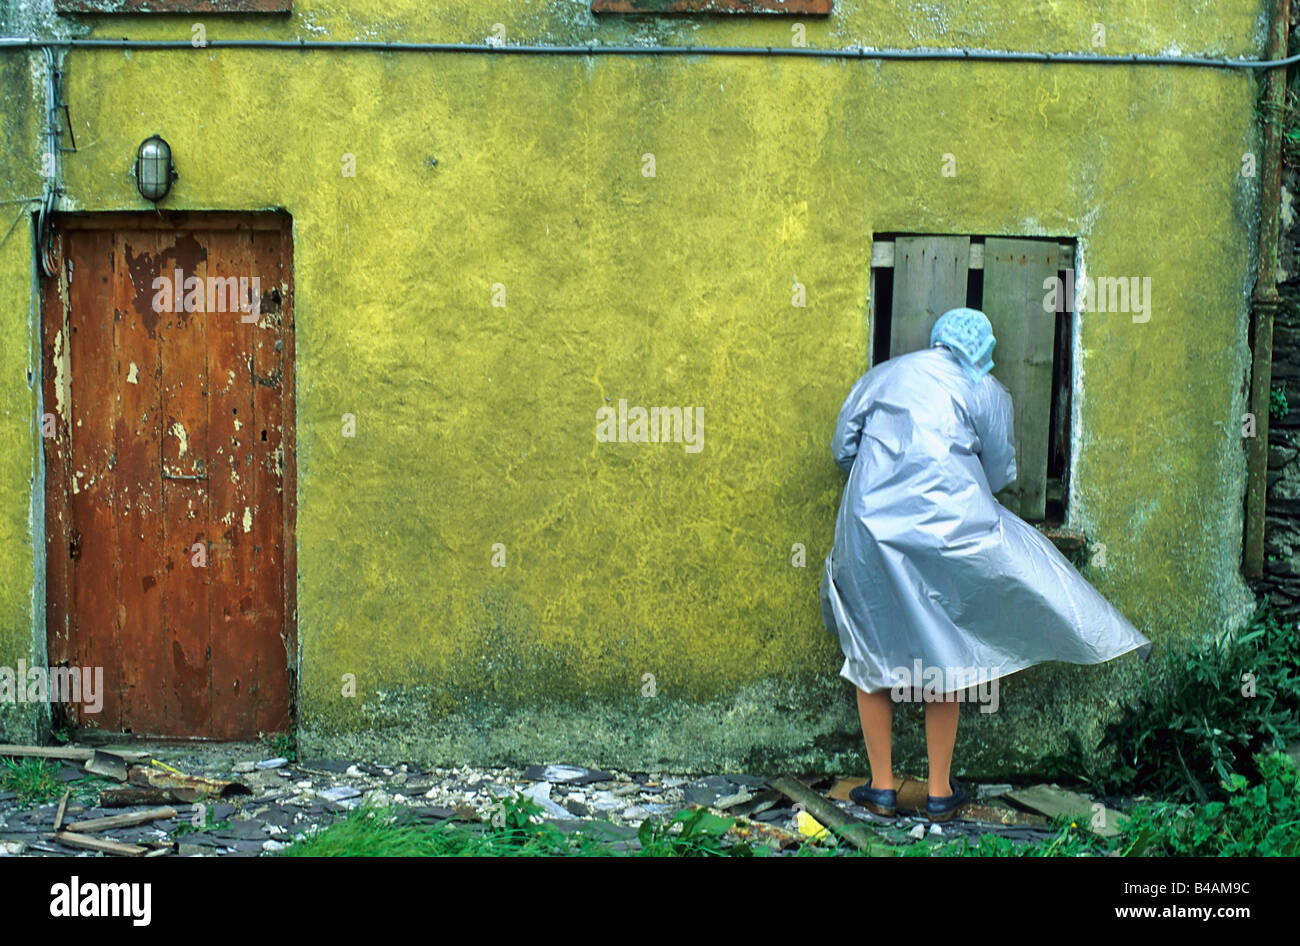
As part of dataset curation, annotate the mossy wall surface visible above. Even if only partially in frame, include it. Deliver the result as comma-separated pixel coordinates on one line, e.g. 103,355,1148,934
0,1,1266,774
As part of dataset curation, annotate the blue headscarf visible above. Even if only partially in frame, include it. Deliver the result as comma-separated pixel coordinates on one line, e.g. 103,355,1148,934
930,307,996,383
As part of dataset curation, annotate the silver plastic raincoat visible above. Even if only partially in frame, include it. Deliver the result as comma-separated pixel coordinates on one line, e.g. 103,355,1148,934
819,344,1152,695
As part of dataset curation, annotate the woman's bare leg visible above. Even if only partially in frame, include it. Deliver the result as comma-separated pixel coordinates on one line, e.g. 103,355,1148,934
924,693,960,797
855,687,894,790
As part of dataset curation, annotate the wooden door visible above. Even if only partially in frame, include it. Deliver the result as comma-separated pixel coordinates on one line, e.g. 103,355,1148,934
41,213,296,739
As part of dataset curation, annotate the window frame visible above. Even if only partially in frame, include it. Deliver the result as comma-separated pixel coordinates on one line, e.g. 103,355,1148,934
868,233,1077,529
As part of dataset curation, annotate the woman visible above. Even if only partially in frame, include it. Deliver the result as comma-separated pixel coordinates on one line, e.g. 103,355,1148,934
819,307,1152,822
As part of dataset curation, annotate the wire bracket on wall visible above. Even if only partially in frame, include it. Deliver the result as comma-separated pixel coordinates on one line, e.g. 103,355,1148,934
37,47,74,278
52,66,76,156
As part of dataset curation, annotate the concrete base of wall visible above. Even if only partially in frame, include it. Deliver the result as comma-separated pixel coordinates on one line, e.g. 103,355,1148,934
0,703,47,747
298,658,1154,779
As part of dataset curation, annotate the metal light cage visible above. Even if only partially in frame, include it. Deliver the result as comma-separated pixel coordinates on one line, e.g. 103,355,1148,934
135,134,175,202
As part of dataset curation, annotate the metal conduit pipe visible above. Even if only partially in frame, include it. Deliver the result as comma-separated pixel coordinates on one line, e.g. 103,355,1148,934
0,36,1297,71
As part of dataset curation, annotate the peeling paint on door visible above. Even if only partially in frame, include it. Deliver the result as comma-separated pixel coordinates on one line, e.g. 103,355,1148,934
170,421,188,457
41,214,296,739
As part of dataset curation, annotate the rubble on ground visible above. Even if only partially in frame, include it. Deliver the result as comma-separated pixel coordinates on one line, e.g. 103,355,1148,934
0,742,1094,856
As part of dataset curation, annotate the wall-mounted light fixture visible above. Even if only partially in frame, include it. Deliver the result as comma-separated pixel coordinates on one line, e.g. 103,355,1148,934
135,135,176,202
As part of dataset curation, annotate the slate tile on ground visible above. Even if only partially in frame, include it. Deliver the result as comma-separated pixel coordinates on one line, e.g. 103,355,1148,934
523,765,613,785
408,806,455,822
566,820,639,841
1004,784,1126,837
317,786,361,803
260,808,298,828
181,833,226,847
298,760,352,773
683,775,767,806
214,820,268,841
55,764,85,782
680,775,731,806
225,839,270,855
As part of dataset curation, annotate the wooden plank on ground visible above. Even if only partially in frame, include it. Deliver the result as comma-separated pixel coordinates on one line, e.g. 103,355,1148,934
1004,784,1127,837
769,775,895,854
829,774,1049,825
47,831,148,856
890,236,971,357
829,773,927,813
0,745,149,762
53,789,71,831
982,237,1059,520
99,786,185,807
65,806,178,833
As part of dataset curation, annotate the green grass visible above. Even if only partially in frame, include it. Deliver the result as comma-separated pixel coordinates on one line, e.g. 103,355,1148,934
259,730,298,763
0,756,136,810
1120,751,1300,856
0,757,63,806
908,814,1117,857
282,793,770,857
1047,598,1300,804
173,804,233,837
277,755,1300,859
67,773,121,806
909,750,1300,858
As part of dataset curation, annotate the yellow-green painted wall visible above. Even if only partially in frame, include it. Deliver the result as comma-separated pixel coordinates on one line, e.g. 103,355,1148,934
0,1,1267,772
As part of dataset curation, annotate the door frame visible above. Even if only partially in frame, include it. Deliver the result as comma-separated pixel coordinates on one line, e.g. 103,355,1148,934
39,209,298,738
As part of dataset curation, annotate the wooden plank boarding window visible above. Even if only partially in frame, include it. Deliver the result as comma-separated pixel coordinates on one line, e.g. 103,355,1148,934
869,234,1077,526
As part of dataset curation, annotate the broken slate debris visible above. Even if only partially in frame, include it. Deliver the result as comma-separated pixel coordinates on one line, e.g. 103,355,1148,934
522,764,612,785
682,774,767,807
0,743,1110,857
520,782,578,821
316,786,362,803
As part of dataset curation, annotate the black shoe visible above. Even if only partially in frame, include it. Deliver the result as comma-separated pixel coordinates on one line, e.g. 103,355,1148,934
925,777,969,822
849,778,898,817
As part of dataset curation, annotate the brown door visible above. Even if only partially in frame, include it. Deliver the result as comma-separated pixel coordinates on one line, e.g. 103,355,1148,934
41,212,296,739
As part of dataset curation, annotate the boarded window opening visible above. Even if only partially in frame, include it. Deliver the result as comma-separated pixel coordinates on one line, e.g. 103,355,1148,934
869,234,1076,526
